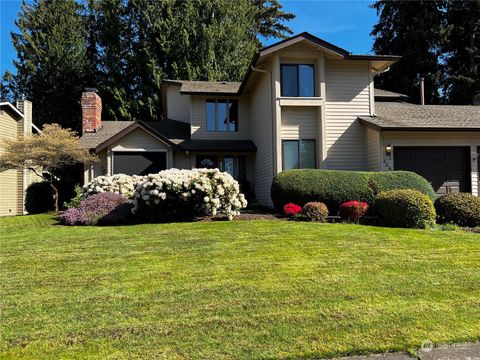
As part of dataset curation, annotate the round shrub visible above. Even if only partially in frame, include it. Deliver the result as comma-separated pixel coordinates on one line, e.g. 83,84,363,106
283,203,302,216
271,169,436,214
373,189,436,229
25,182,54,214
133,168,247,221
435,193,480,227
59,192,131,225
339,201,369,224
301,202,329,222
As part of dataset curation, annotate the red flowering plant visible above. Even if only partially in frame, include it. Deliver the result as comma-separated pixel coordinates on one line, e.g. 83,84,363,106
339,200,369,224
283,203,302,216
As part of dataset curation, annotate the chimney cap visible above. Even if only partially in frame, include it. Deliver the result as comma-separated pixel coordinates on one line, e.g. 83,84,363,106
84,87,98,93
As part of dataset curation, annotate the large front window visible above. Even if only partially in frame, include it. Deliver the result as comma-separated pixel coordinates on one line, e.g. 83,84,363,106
281,64,315,97
206,99,238,132
282,140,316,170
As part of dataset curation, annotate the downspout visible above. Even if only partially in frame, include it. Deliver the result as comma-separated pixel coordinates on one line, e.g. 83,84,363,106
251,65,276,175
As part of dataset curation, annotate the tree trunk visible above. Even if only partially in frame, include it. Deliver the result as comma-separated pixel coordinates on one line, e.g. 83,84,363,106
49,180,59,214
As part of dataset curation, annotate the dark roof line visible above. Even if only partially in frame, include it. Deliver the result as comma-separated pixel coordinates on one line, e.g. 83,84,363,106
164,32,401,96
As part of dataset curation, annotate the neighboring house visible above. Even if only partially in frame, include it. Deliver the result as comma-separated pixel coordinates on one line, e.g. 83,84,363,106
0,99,41,216
80,32,480,206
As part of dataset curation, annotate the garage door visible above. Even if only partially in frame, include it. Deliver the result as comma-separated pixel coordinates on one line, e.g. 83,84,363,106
394,147,470,194
113,151,167,176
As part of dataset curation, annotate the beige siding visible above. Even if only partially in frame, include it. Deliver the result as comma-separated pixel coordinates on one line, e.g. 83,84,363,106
280,107,318,140
364,127,381,171
173,152,192,169
166,85,190,123
324,59,371,170
190,96,251,140
0,109,22,215
251,69,274,206
382,131,480,196
84,149,108,183
110,128,171,151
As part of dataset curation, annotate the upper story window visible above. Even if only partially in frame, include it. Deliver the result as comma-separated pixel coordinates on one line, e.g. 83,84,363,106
206,99,238,132
281,64,315,97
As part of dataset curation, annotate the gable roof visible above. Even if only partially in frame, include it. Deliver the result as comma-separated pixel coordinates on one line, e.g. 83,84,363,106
162,32,401,96
0,101,24,119
79,119,191,151
359,102,480,131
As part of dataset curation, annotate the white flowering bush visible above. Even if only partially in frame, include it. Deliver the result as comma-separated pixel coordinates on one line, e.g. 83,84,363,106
81,174,145,199
132,168,247,220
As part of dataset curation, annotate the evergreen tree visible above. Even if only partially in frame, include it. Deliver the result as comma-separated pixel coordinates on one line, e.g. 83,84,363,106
442,0,480,104
5,0,294,126
10,0,90,131
371,1,446,104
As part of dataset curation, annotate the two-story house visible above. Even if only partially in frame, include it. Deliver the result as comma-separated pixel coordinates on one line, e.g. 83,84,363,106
80,32,480,206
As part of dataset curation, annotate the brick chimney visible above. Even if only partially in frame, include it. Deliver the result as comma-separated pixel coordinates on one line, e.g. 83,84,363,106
81,89,102,133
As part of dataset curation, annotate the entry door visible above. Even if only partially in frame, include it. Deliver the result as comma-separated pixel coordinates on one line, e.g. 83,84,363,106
393,147,470,194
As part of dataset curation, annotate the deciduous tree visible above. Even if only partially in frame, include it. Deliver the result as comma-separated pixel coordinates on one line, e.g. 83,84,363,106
0,124,96,212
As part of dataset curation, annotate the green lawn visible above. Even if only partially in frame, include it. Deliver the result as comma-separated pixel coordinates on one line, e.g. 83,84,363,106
1,215,479,359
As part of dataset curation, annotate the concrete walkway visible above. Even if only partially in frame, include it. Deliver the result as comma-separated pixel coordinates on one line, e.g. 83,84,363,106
327,342,480,360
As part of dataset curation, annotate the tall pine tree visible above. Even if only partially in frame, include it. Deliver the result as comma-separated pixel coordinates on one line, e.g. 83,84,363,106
5,0,294,126
442,0,480,104
371,1,446,104
10,0,90,131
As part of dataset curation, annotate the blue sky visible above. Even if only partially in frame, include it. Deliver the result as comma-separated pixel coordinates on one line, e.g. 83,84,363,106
0,0,377,75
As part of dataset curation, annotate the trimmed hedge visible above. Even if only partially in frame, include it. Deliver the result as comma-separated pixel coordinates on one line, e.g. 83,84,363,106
25,182,54,214
373,189,436,229
271,169,436,213
435,193,480,227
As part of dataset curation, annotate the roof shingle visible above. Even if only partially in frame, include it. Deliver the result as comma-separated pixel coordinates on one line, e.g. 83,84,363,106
165,80,241,95
359,102,480,130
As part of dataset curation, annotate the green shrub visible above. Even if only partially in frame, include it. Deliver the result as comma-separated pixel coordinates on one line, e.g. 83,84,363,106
368,171,436,200
435,193,480,227
300,202,329,222
63,184,83,209
373,189,436,229
25,182,54,214
271,169,436,213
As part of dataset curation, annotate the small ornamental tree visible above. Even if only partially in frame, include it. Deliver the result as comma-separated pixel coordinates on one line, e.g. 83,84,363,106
0,124,96,212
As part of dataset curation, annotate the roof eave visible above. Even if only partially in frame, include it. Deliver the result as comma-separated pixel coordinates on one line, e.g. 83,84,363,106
358,117,480,132
0,102,24,119
179,91,239,96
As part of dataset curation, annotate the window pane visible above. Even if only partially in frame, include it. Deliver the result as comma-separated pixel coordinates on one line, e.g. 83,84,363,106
281,65,298,97
228,100,238,132
196,156,218,169
217,99,228,131
206,100,216,131
300,140,316,168
283,141,299,170
299,65,314,97
223,157,234,176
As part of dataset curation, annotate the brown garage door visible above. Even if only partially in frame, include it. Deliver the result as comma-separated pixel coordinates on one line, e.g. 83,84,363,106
394,147,471,194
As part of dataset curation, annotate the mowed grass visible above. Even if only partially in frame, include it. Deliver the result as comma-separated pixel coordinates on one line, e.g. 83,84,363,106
1,215,479,359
